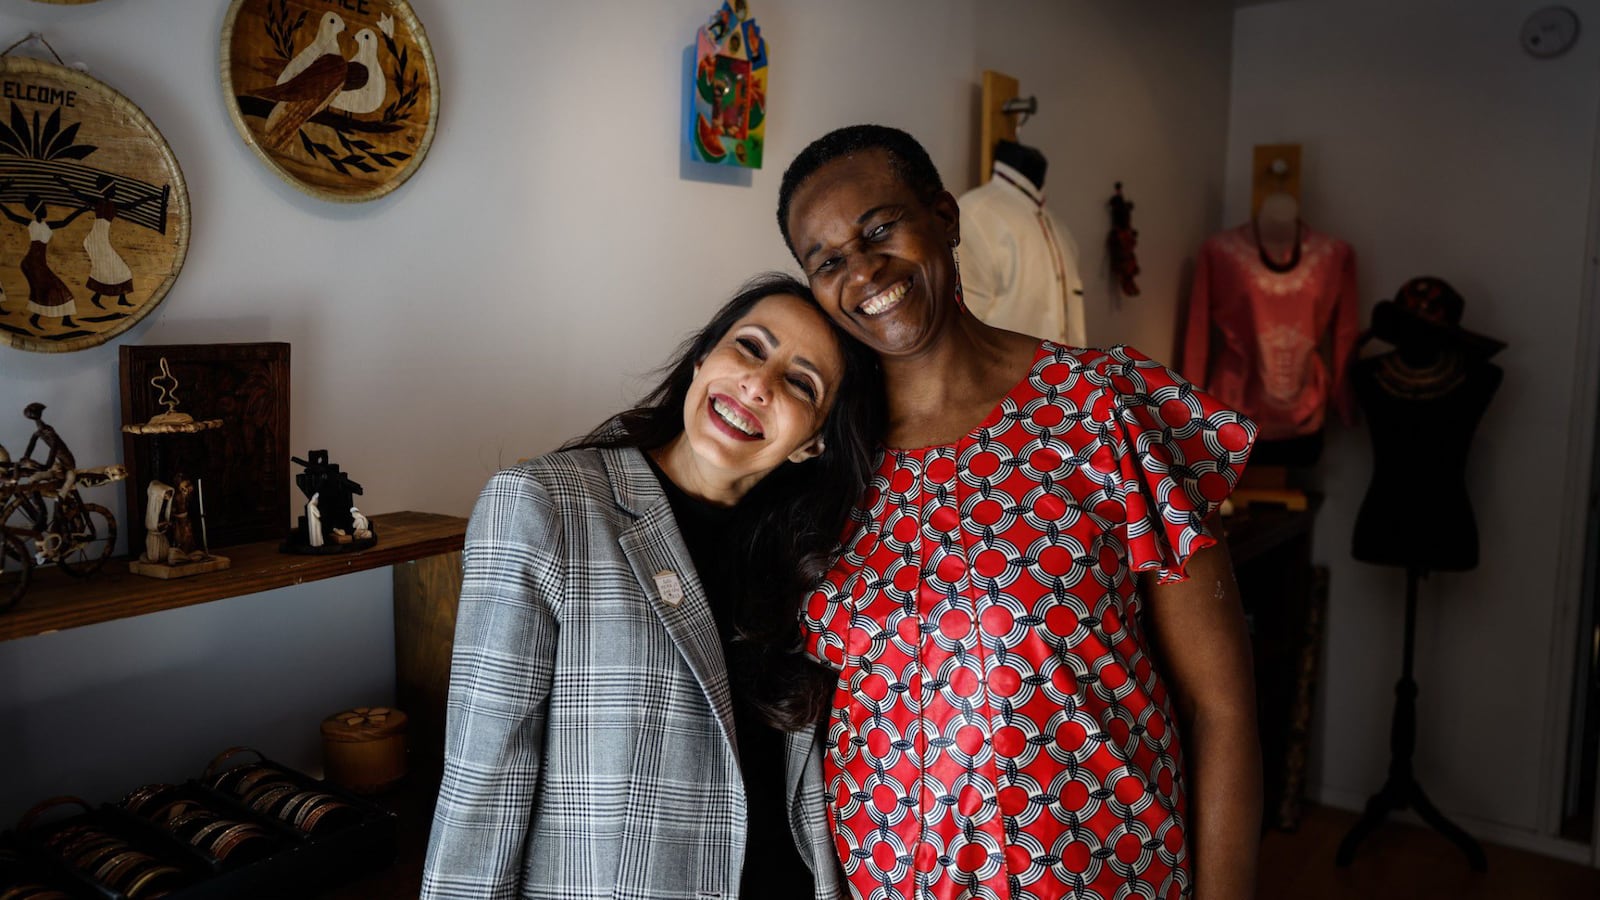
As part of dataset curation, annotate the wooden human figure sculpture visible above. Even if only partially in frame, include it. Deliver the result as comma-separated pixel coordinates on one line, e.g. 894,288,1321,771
20,402,76,493
169,475,199,558
1337,276,1504,872
142,480,174,563
307,493,324,548
122,359,230,579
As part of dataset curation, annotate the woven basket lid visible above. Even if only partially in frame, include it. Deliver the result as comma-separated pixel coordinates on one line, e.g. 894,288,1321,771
0,56,191,353
321,706,408,742
220,0,440,202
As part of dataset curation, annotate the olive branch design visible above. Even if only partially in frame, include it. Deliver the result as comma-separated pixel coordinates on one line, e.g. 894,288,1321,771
379,29,421,126
265,0,307,62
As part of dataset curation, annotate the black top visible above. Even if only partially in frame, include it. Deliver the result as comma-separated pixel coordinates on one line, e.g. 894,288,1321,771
645,455,815,900
1350,351,1502,571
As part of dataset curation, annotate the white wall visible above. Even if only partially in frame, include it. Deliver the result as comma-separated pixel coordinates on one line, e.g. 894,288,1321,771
0,0,1235,821
974,1,1236,357
0,570,393,818
1226,0,1600,854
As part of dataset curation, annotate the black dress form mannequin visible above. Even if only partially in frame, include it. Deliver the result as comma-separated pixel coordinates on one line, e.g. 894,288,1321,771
1350,348,1502,569
993,138,1047,189
1337,295,1502,872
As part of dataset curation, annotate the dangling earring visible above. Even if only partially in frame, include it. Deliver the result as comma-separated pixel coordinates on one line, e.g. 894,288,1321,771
950,239,967,313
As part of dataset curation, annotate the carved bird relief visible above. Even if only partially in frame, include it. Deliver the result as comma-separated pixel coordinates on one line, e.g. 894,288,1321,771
278,12,345,84
330,29,386,115
251,32,369,148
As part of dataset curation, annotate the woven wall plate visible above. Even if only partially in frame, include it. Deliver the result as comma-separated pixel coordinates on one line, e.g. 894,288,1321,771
221,0,439,203
0,57,190,353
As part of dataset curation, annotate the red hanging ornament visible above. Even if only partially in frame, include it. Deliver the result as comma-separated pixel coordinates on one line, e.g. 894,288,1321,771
1107,181,1141,297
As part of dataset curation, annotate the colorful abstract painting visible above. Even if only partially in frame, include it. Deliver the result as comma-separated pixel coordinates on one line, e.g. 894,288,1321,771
690,1,766,169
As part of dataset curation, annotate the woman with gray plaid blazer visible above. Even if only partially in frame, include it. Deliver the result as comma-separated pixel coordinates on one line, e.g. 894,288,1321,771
422,275,885,900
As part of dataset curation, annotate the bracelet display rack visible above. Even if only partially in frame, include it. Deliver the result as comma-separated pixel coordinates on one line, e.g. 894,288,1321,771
1,750,396,899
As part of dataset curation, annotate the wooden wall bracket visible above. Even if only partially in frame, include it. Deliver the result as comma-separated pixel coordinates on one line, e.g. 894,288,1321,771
1251,143,1303,218
980,70,1022,185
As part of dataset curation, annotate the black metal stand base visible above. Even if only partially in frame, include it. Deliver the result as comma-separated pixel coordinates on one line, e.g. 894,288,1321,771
1335,567,1487,872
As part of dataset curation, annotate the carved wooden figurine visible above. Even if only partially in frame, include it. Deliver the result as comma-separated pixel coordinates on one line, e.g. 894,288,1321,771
284,450,376,554
143,479,174,563
122,359,230,579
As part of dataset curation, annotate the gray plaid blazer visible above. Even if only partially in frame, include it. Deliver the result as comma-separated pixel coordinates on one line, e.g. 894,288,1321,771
421,443,843,900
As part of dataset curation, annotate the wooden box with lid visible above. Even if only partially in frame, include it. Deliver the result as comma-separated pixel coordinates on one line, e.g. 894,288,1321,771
320,707,408,795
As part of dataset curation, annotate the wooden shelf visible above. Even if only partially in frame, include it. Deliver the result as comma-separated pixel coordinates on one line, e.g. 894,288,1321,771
0,511,466,643
1222,494,1322,566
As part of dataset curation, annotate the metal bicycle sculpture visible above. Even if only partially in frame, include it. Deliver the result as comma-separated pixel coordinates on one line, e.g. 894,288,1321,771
1,403,125,612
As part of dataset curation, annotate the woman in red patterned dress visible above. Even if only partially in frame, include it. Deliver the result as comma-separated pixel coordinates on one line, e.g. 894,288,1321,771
777,126,1262,900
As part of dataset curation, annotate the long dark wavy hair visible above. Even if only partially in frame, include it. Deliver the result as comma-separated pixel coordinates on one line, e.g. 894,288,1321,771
568,273,885,731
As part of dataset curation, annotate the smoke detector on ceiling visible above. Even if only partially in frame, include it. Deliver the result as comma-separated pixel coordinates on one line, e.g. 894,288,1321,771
1522,6,1580,59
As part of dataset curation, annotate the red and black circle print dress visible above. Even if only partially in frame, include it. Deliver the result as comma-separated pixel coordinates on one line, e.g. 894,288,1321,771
803,343,1255,900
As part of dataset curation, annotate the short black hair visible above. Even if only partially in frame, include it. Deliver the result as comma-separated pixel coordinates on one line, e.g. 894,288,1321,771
776,124,945,256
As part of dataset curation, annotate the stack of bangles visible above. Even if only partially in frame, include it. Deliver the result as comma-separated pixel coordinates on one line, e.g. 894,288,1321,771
42,822,187,898
120,784,274,865
207,765,357,835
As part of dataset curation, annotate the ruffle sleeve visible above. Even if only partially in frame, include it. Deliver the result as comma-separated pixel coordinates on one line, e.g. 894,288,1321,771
1103,344,1256,583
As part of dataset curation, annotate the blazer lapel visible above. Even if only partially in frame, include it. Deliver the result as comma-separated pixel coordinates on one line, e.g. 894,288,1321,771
605,445,740,756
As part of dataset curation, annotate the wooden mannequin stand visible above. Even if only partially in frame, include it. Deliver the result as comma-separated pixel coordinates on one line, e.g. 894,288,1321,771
1335,566,1486,871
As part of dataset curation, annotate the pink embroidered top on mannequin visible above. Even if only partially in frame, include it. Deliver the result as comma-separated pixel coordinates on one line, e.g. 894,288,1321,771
1180,193,1359,443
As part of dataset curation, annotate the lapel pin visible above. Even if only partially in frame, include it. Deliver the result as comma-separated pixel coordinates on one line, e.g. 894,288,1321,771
654,570,685,607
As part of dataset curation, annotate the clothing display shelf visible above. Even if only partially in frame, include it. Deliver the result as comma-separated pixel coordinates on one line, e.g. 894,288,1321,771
0,511,466,643
1223,497,1326,832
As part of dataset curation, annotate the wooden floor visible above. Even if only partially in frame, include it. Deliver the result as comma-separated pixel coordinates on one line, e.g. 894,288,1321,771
321,789,1600,899
1260,805,1600,899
